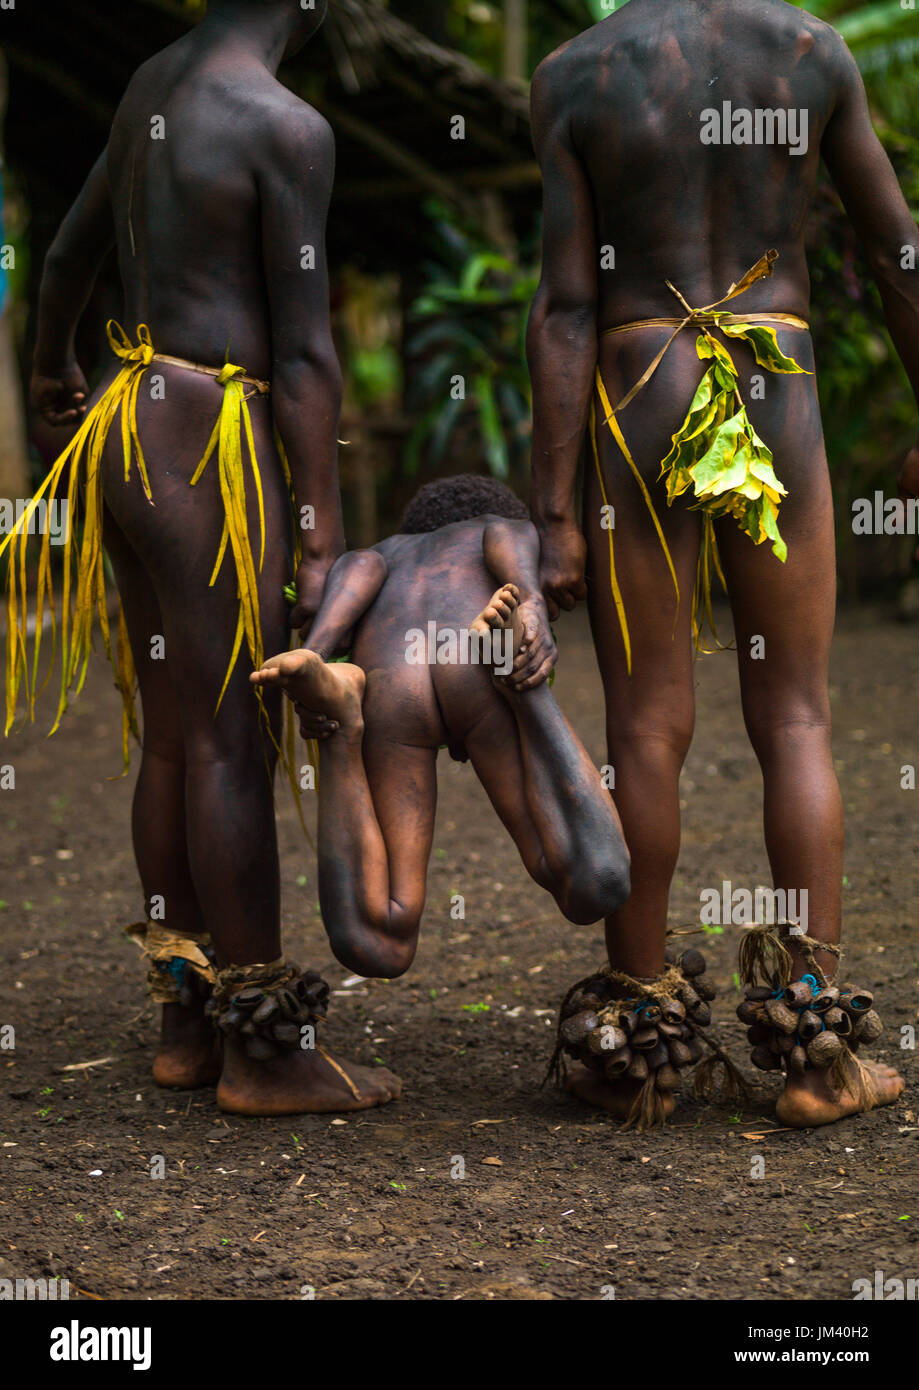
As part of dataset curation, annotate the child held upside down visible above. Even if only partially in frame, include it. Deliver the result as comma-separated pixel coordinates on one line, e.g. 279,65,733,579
252,476,631,993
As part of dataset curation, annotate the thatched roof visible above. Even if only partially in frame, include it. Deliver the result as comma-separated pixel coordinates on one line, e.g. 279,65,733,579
4,0,538,272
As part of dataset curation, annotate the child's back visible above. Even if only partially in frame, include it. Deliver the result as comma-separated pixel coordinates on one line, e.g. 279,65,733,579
352,516,527,758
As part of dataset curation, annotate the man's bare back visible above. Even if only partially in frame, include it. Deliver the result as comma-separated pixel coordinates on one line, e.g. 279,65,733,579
108,23,330,376
533,0,849,323
528,0,919,565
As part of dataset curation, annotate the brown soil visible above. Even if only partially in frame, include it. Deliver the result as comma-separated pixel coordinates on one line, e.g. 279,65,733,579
1,605,916,1301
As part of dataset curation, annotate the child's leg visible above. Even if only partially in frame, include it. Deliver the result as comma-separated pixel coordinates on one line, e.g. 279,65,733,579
466,680,630,924
253,652,436,978
459,586,630,923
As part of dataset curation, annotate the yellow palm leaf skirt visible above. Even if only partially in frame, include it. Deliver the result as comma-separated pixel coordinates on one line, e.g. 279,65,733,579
1,323,313,831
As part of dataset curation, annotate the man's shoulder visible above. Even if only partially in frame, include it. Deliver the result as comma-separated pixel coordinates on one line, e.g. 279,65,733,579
530,28,598,131
245,87,334,167
759,1,850,60
531,28,592,99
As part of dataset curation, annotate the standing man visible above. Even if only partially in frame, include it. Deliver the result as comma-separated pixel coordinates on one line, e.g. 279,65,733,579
527,0,914,1126
12,0,399,1114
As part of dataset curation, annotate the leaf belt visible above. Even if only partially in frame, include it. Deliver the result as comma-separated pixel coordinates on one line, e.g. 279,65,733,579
603,310,809,334
590,251,812,674
152,352,271,398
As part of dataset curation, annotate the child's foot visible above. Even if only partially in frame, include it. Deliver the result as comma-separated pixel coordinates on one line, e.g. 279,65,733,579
564,1063,677,1122
154,1002,222,1089
471,583,522,642
250,649,365,732
470,584,526,679
776,1055,904,1128
472,585,557,691
216,1037,401,1116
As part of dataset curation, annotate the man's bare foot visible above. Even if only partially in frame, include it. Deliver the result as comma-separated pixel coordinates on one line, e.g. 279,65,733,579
776,1054,904,1128
250,649,365,732
565,1063,677,1122
154,1002,222,1089
216,1036,401,1116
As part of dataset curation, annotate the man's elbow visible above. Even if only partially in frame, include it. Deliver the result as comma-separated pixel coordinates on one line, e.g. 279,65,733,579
273,349,343,409
527,295,597,358
869,241,918,298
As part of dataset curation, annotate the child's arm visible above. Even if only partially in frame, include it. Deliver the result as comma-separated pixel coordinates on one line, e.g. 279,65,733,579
301,549,388,660
482,519,558,691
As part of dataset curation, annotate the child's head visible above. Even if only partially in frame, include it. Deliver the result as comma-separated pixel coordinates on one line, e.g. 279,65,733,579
400,475,529,534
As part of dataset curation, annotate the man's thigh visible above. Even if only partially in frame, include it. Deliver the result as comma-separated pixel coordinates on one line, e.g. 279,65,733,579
104,400,292,747
717,342,836,710
585,336,704,734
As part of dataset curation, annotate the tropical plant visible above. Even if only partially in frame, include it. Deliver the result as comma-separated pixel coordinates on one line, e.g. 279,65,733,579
404,209,537,479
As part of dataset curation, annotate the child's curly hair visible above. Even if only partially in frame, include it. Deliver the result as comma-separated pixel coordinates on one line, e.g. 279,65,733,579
400,474,529,534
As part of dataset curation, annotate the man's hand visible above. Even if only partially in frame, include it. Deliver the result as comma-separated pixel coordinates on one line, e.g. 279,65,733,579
289,557,335,640
30,363,89,427
898,443,919,501
537,518,587,619
289,558,334,639
898,443,919,562
506,593,558,692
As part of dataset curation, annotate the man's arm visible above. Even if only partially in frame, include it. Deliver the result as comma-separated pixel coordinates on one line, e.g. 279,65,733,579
258,105,345,636
821,35,919,498
526,51,598,615
31,149,114,426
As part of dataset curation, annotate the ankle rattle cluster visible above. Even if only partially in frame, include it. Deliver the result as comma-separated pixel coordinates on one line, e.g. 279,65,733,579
205,959,330,1060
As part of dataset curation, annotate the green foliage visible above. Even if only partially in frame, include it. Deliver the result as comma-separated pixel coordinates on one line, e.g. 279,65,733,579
405,209,536,478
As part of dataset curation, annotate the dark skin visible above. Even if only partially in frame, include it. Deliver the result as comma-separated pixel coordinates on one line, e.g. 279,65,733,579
30,0,399,1114
527,0,914,1126
251,516,631,991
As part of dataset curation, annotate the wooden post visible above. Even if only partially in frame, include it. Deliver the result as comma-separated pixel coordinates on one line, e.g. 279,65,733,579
0,52,30,508
504,0,527,85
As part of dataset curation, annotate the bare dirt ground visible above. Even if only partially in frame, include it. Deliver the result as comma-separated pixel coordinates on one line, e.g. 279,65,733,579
0,604,916,1302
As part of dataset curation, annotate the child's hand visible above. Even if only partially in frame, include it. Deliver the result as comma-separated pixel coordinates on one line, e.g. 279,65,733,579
294,700,339,741
508,594,557,692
